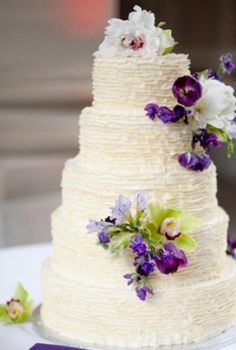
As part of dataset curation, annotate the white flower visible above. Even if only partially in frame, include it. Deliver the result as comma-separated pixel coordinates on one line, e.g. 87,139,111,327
226,122,236,139
193,79,236,129
97,6,175,57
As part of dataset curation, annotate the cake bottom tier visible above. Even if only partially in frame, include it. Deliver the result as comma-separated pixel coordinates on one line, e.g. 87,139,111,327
41,259,236,349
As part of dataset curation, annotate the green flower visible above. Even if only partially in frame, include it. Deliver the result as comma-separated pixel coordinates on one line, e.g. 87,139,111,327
0,283,34,324
147,202,199,252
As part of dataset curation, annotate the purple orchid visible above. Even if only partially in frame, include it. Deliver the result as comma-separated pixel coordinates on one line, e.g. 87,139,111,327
220,53,235,75
227,235,236,260
110,195,131,224
172,75,202,107
135,286,153,301
178,152,212,171
193,129,223,150
130,235,147,256
155,243,187,275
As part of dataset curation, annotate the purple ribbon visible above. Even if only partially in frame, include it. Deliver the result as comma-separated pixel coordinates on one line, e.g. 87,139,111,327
29,344,86,350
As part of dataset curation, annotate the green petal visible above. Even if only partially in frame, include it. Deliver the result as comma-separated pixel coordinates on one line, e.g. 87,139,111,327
175,233,197,252
163,208,182,220
180,216,201,234
147,203,166,230
145,223,163,244
13,283,28,305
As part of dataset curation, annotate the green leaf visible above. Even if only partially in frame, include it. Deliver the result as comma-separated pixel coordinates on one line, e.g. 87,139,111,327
179,216,201,234
157,21,166,28
207,125,234,157
109,233,132,254
175,233,197,252
162,46,174,55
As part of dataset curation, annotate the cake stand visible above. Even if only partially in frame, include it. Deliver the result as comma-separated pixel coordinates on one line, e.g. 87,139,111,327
33,305,236,350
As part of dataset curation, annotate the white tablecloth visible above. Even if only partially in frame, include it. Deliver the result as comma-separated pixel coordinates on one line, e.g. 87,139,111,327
0,243,236,350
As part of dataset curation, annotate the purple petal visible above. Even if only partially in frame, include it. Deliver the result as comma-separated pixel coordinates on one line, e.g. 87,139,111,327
110,195,131,224
136,192,148,211
98,231,110,244
172,75,202,107
220,53,235,75
144,103,160,121
178,152,212,172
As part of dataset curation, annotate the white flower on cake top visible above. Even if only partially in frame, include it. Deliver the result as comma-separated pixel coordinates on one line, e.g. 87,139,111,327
98,5,176,57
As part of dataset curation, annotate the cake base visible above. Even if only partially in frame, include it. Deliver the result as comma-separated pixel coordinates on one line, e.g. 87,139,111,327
34,306,236,350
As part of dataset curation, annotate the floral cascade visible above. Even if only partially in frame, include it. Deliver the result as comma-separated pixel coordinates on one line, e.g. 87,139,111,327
0,283,33,324
87,193,199,301
98,5,176,57
145,54,236,171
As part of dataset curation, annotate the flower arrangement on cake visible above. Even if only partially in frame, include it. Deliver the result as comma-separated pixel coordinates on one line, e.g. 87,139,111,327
87,192,199,300
145,54,236,171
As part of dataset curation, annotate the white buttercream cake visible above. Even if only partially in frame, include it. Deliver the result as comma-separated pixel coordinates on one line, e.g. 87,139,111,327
41,6,236,348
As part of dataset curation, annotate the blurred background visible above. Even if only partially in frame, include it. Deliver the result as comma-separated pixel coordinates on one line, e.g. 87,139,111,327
0,0,235,247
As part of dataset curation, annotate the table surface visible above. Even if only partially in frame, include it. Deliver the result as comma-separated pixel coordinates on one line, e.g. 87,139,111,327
0,243,236,350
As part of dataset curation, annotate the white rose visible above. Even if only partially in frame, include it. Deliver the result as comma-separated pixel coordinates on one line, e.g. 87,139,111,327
193,79,236,129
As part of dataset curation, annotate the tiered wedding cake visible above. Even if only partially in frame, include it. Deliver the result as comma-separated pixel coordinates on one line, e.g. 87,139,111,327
41,6,236,348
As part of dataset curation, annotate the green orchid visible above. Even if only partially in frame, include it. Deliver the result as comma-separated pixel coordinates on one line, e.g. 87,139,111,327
147,202,199,252
0,283,34,324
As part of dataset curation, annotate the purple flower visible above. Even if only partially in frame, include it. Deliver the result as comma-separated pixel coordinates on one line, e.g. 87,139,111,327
130,235,147,256
173,105,188,121
155,243,187,275
144,103,160,120
135,287,153,301
137,260,155,277
110,195,131,224
206,68,221,81
172,75,202,107
227,235,236,259
157,106,176,123
98,231,110,244
124,273,134,286
178,152,212,171
220,53,235,75
87,220,107,233
136,192,148,212
194,129,223,150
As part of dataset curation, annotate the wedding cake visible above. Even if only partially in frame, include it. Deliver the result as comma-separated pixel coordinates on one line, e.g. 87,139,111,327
41,6,236,348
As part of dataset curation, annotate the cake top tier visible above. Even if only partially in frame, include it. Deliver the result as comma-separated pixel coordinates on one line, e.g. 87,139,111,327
95,5,176,58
